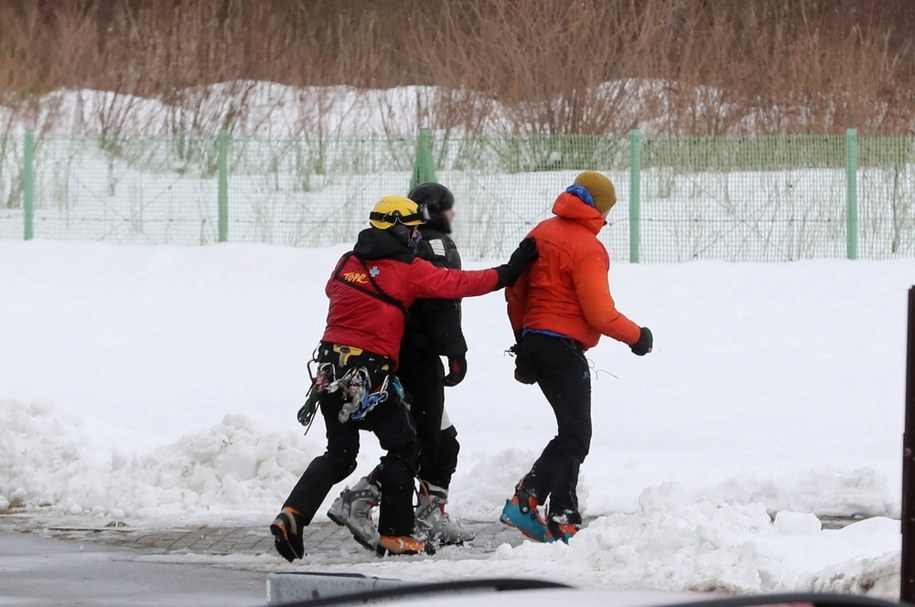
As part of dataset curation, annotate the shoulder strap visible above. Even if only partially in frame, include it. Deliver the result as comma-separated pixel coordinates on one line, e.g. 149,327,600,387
333,252,406,314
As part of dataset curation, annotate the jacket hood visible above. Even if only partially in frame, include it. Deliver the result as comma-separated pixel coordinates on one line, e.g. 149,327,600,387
551,191,607,234
353,228,415,262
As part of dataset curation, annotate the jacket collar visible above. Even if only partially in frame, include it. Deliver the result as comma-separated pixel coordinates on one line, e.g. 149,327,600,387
551,192,607,234
353,228,415,262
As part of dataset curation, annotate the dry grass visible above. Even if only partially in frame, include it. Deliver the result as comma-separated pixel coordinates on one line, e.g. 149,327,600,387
0,0,912,135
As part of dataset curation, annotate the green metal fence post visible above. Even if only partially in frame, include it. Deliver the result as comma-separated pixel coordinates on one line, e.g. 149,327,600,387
409,129,437,192
217,129,229,243
846,127,858,260
629,128,641,263
23,131,34,241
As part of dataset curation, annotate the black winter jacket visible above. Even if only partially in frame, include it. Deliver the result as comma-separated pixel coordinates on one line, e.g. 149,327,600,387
401,225,468,358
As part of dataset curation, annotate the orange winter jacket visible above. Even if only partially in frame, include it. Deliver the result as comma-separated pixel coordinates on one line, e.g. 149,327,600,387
506,191,641,350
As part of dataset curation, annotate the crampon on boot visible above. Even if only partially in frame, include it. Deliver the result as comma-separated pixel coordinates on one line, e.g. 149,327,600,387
327,477,380,551
414,481,475,546
376,534,434,556
500,489,553,543
270,507,305,562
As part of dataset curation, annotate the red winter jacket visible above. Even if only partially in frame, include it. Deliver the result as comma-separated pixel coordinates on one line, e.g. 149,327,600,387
322,228,499,368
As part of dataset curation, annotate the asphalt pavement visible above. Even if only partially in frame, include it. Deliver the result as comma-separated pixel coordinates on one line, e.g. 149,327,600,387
0,529,266,607
0,515,525,606
0,513,864,606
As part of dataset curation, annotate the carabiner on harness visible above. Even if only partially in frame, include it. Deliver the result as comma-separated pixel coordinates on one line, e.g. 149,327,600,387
335,368,391,423
297,351,334,435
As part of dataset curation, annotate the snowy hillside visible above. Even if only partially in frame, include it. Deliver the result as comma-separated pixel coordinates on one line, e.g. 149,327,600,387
0,80,799,136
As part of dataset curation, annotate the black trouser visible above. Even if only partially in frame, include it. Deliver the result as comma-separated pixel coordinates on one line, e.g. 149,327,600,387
397,347,460,490
517,332,591,525
284,345,419,537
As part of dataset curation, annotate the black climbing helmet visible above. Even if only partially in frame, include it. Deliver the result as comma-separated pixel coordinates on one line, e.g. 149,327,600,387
408,182,454,213
408,182,455,233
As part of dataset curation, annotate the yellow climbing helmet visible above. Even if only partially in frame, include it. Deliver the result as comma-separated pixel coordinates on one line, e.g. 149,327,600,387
369,195,429,230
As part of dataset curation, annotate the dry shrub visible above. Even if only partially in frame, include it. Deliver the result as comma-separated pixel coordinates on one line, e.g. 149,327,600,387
0,0,911,135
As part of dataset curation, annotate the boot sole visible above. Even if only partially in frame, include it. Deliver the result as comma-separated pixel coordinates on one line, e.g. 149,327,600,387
427,532,474,547
270,523,301,562
435,538,470,547
376,543,437,557
326,510,346,527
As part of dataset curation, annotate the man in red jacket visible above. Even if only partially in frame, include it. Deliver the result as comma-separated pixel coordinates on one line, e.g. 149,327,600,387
327,183,476,552
270,195,537,559
501,171,652,544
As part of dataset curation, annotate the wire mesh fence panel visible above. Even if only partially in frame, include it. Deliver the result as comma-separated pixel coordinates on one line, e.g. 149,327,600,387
30,135,219,244
0,132,24,239
431,134,631,260
226,135,414,247
859,136,915,258
1,131,914,261
639,135,847,262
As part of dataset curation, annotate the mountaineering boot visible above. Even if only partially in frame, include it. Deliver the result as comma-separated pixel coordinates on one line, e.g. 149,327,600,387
327,476,380,550
414,480,475,546
546,518,579,544
500,488,553,543
376,534,432,556
270,507,305,562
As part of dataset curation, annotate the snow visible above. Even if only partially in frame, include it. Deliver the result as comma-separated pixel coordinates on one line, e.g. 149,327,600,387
0,83,464,136
0,239,912,594
0,79,817,136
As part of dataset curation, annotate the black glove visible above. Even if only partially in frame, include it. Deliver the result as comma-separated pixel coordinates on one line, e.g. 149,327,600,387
630,327,653,356
495,238,538,289
443,356,467,387
509,335,536,384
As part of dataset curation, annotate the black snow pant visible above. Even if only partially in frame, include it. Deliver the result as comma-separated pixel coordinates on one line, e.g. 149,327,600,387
517,332,592,525
284,345,419,537
397,347,460,490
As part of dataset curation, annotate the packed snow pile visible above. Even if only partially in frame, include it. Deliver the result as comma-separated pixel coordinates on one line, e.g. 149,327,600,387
0,401,317,522
300,498,899,596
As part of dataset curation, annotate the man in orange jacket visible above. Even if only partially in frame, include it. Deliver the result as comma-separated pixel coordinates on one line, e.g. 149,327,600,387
500,171,653,544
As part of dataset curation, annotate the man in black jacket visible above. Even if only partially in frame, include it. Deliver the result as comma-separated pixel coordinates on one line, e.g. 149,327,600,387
327,183,474,547
400,182,474,545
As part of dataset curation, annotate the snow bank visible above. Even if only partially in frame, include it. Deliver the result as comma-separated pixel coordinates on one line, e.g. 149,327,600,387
484,502,900,595
0,400,318,524
285,498,899,597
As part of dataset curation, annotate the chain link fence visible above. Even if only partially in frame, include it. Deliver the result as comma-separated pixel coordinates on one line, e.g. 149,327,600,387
1,131,913,262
